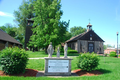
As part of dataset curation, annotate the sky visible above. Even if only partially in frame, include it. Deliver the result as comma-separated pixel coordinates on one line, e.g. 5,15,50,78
0,0,120,47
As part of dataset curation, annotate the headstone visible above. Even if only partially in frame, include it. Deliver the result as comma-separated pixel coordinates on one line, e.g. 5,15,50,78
47,42,54,58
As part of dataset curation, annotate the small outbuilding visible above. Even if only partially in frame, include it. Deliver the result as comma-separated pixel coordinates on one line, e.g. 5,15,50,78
66,23,104,54
0,29,22,50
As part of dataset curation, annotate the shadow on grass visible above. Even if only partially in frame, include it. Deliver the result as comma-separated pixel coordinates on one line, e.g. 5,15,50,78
97,69,111,74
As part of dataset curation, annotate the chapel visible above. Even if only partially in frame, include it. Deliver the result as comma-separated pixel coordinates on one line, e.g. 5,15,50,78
66,23,104,54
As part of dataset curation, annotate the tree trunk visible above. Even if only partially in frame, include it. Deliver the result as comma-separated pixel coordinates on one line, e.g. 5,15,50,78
30,47,32,51
32,46,34,52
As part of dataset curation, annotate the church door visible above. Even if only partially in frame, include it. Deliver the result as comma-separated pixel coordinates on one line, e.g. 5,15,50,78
88,43,94,53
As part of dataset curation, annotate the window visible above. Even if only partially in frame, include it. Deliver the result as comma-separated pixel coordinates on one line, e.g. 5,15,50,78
90,37,92,40
90,34,92,37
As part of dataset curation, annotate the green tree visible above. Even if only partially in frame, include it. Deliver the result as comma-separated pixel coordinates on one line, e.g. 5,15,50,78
70,26,86,37
56,20,70,43
29,0,63,53
104,45,107,50
0,24,17,38
0,26,6,32
0,24,24,45
64,31,72,41
14,0,35,46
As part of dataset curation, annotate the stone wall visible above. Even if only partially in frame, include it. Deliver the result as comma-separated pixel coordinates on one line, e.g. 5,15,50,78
68,42,76,50
8,42,13,48
68,40,104,54
0,41,5,50
79,40,87,53
94,41,104,53
0,40,22,51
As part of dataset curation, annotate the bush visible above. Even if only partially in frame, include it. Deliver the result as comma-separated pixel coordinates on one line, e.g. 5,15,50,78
59,47,78,53
67,47,78,53
109,51,117,57
0,47,28,74
77,53,99,71
67,50,78,53
104,53,108,57
68,47,72,50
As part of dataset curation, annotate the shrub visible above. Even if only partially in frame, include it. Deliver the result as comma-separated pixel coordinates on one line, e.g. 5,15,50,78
109,51,117,57
67,50,78,53
60,47,64,52
67,47,78,53
68,47,72,50
104,53,108,57
77,52,99,71
0,47,28,74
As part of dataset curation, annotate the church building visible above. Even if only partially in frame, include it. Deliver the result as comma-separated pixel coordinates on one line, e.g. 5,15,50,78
0,29,22,50
66,23,104,54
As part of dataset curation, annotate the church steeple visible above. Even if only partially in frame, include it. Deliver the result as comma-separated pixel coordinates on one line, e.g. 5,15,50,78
87,19,92,31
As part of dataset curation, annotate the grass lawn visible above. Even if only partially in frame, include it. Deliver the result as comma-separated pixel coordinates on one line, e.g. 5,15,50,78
26,59,45,71
27,51,79,58
0,64,2,70
1,56,120,80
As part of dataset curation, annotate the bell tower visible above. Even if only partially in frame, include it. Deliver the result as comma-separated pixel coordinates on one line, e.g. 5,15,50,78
87,19,92,31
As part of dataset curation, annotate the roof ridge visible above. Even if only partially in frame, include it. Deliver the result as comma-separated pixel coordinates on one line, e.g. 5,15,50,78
66,31,86,42
0,30,22,45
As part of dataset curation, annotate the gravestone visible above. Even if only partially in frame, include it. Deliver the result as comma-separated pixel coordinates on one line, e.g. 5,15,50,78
44,42,73,76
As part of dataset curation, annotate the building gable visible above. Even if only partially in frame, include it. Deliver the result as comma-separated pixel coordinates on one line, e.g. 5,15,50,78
79,30,104,42
66,30,104,43
0,29,22,45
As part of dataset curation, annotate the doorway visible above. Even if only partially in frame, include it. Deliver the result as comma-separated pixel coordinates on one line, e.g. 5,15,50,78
88,43,94,53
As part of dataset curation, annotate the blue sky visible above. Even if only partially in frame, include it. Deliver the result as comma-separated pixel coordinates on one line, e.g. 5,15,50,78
0,0,120,47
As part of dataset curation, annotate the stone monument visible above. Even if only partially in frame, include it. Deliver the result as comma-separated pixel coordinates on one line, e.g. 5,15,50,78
44,42,73,76
57,47,60,58
47,42,54,58
64,43,68,58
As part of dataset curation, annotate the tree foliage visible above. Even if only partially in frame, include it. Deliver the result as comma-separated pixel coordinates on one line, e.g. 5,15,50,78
64,31,72,40
104,45,107,50
70,26,86,37
14,0,36,45
29,0,69,53
0,24,24,45
0,24,17,38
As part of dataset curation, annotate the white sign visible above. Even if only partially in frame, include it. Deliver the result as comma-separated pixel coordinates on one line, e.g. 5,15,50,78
48,60,69,72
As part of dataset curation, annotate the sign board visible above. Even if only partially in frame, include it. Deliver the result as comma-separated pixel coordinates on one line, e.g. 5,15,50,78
48,60,69,72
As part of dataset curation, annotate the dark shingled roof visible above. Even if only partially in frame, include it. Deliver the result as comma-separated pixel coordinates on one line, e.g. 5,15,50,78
0,29,22,45
66,30,104,43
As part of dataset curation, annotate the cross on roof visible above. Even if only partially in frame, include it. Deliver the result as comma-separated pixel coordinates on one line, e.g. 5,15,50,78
89,19,90,23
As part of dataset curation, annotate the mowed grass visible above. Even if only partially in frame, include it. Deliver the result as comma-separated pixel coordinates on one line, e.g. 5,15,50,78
27,51,79,58
0,64,2,70
1,55,120,79
26,59,45,71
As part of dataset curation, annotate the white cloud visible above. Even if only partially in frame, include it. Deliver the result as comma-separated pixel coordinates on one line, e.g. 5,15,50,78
0,11,13,17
